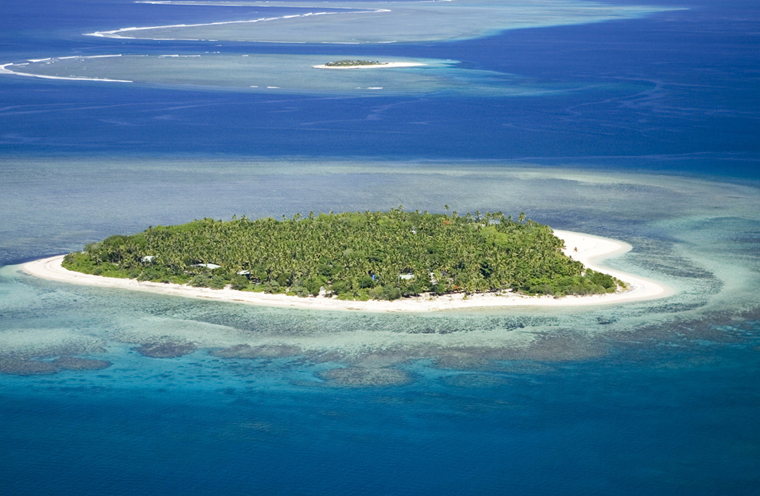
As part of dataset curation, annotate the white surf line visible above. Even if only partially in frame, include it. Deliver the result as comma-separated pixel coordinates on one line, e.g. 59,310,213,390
0,57,133,83
84,8,390,39
58,54,124,59
135,0,379,6
135,0,451,6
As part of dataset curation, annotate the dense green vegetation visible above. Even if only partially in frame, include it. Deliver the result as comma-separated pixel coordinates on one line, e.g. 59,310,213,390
324,59,384,67
62,209,625,300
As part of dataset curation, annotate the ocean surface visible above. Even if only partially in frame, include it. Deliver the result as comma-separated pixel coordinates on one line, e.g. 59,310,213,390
1,0,759,494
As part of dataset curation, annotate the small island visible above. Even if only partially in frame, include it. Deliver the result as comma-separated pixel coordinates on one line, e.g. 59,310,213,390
313,60,427,70
60,209,626,302
324,60,386,67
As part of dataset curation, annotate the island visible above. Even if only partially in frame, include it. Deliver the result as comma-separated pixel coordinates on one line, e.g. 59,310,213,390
56,209,629,302
313,60,427,70
324,60,386,67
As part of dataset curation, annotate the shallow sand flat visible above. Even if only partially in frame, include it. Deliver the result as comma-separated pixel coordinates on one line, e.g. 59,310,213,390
21,231,670,312
2,55,538,97
82,0,677,45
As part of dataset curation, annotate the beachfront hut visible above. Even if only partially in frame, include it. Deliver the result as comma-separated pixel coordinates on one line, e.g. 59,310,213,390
141,255,155,264
398,273,415,281
193,263,221,270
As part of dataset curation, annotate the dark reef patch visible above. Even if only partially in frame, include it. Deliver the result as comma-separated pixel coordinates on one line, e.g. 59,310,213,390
318,367,414,387
0,358,59,375
430,335,607,369
441,373,511,388
0,356,112,375
53,357,111,371
211,344,302,359
136,342,196,358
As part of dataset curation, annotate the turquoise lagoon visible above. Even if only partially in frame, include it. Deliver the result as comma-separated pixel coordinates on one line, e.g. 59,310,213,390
2,159,760,493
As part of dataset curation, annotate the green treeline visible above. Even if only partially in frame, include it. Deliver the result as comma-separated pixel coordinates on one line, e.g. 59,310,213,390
324,60,383,67
62,209,624,300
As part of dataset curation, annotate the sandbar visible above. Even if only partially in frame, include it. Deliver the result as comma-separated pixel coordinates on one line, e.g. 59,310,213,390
20,231,670,312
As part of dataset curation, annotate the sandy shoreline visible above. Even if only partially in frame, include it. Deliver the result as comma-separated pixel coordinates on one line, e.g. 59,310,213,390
20,231,670,312
312,62,427,70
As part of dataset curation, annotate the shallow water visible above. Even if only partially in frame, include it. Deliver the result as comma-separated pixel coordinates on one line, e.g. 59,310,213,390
86,0,672,44
2,0,760,492
1,160,758,364
7,54,564,96
2,160,759,492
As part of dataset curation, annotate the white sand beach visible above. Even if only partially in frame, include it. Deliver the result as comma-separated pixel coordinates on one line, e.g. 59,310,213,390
312,62,427,70
21,231,670,312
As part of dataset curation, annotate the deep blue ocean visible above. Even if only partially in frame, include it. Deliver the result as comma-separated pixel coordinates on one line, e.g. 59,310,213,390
1,0,759,494
1,0,759,176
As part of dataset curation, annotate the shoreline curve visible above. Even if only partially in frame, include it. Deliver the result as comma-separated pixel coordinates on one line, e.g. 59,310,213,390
19,230,671,312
